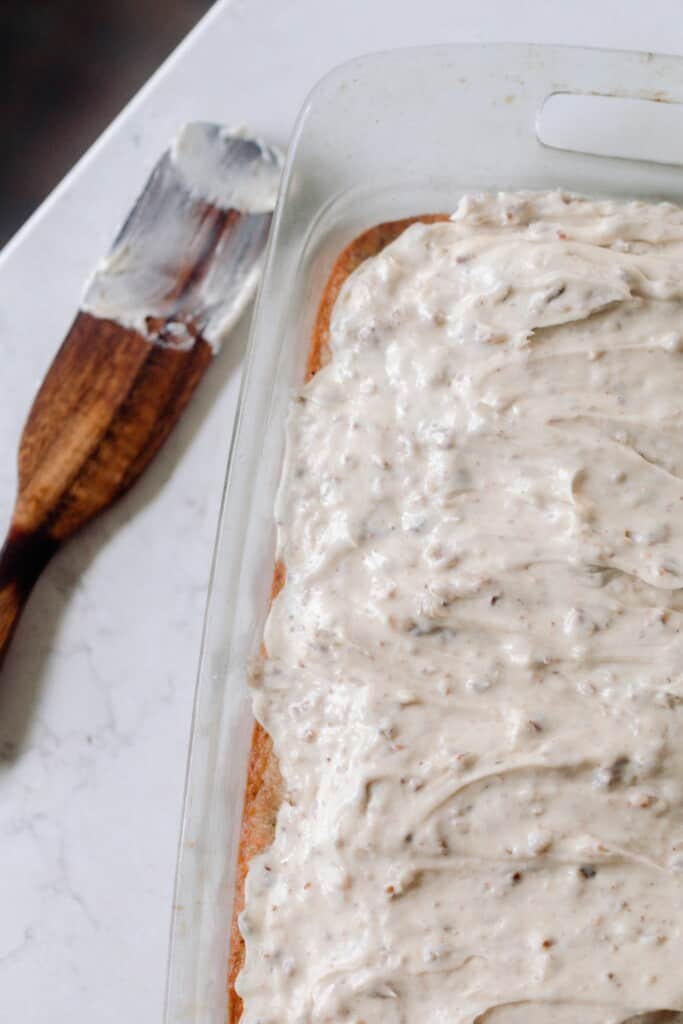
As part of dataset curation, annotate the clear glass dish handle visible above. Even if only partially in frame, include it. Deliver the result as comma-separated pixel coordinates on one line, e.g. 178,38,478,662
275,44,683,220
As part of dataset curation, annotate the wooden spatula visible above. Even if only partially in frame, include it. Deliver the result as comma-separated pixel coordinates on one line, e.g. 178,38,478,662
0,123,282,663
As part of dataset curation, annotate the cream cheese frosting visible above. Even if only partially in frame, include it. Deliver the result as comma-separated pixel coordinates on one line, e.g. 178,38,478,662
237,191,683,1024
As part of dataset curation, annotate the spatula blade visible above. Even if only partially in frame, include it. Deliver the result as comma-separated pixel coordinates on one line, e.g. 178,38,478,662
83,123,283,351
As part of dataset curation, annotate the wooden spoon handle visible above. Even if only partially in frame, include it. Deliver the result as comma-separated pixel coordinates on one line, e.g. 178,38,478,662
0,528,58,661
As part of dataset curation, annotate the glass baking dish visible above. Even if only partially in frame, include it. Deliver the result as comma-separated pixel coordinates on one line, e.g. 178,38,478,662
164,43,683,1023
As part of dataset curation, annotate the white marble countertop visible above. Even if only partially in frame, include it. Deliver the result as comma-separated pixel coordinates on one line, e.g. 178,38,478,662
2,1,683,1020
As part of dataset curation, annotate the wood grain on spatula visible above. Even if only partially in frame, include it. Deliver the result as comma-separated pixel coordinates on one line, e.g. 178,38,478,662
0,124,282,664
0,318,212,654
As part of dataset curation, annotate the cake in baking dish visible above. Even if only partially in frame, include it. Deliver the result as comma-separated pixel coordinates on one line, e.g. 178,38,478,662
231,193,683,1024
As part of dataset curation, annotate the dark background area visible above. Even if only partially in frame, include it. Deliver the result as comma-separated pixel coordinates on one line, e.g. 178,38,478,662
0,0,214,246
